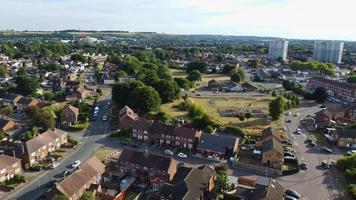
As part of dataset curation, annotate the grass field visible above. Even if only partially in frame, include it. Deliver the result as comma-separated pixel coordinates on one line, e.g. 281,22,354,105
95,148,114,161
160,95,281,135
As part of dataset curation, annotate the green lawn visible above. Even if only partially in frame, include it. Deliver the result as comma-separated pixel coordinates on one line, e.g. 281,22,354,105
111,129,132,142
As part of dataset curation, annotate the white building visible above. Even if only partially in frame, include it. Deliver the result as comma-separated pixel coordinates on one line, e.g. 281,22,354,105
269,39,288,61
313,41,344,64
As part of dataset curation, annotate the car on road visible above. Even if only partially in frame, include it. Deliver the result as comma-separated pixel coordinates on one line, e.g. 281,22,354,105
306,138,313,143
71,160,81,168
281,139,290,145
321,147,333,153
346,150,356,156
293,113,300,117
178,152,188,158
47,179,58,187
285,189,301,199
164,149,174,155
284,195,298,200
284,156,296,160
300,163,308,170
321,161,330,169
285,119,292,123
296,128,302,134
285,112,292,116
284,152,295,157
49,162,59,169
102,115,108,121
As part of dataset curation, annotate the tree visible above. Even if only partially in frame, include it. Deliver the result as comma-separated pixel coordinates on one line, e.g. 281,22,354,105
43,91,55,101
24,105,40,118
230,72,241,83
0,65,9,76
222,64,236,75
269,96,286,120
34,111,55,130
271,91,277,97
312,87,328,103
80,190,95,200
112,82,130,108
129,86,161,114
174,77,191,90
347,74,356,83
1,106,13,117
247,59,260,68
214,170,229,193
114,70,127,81
70,53,87,63
236,68,246,81
0,132,5,140
187,70,202,82
186,60,208,73
51,195,69,200
153,80,180,103
15,76,39,96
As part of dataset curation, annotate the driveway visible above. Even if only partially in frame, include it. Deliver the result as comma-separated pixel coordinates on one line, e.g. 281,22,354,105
4,96,111,200
276,104,343,200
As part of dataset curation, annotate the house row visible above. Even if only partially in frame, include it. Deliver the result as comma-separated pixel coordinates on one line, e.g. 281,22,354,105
315,104,355,128
308,76,356,103
119,106,240,160
0,154,22,182
0,93,44,111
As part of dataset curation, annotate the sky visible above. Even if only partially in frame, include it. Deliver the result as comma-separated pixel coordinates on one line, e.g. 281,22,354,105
0,0,355,40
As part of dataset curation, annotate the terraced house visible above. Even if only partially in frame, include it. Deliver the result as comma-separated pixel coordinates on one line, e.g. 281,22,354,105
23,129,68,168
0,154,22,182
132,121,201,149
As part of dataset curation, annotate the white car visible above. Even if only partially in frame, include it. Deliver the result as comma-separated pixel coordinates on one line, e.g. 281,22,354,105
177,153,188,158
49,162,59,169
102,115,108,121
164,149,174,155
94,106,99,112
71,160,81,168
294,113,300,117
296,128,302,134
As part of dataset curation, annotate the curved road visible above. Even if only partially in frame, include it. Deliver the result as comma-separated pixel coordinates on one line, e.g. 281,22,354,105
4,97,111,200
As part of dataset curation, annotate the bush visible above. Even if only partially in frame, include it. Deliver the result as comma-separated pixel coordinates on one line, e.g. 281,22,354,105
225,126,245,137
69,122,89,131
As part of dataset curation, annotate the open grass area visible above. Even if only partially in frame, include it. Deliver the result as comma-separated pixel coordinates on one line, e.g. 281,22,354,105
200,73,230,85
95,148,114,162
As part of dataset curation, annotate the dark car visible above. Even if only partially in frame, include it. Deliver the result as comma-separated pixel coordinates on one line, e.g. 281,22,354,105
284,195,298,200
284,152,294,157
309,142,316,147
300,163,307,170
285,189,301,199
47,180,57,187
285,119,292,123
306,138,313,143
321,147,333,153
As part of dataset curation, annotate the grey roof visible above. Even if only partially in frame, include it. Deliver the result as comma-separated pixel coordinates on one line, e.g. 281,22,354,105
254,177,284,200
160,165,216,200
336,129,356,138
262,138,283,155
197,133,238,154
17,97,33,105
0,118,11,128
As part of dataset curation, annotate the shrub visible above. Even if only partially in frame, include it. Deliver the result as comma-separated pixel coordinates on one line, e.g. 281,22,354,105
225,126,245,137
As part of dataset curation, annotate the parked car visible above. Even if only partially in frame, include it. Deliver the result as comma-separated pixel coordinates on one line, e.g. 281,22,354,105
321,161,330,169
296,128,302,134
284,152,295,157
49,162,59,169
285,119,292,123
71,160,81,168
309,142,316,147
284,195,298,200
94,106,99,112
102,115,108,121
293,113,300,117
284,156,296,160
164,149,174,155
346,150,356,156
285,189,301,199
281,139,290,144
321,147,333,153
63,170,71,177
178,152,188,158
306,138,313,143
47,179,57,187
300,163,308,170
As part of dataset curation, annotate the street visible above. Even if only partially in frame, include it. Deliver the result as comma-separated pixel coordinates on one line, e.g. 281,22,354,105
4,96,111,200
276,104,343,200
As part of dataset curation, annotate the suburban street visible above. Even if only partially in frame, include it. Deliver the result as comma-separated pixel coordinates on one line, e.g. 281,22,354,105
276,104,343,200
4,96,111,200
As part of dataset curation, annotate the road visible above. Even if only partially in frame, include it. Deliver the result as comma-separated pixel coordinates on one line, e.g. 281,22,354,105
4,96,111,200
276,105,343,200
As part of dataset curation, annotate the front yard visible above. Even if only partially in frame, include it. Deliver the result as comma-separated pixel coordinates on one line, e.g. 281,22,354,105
0,175,26,189
111,128,132,142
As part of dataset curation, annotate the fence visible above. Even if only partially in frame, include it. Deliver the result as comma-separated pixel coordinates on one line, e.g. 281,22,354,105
235,161,282,176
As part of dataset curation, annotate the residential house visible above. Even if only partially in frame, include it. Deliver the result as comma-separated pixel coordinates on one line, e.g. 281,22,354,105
51,76,65,91
207,79,222,91
333,129,356,148
160,165,216,200
56,157,105,200
315,105,349,127
116,149,177,190
24,129,68,168
16,97,40,111
132,119,152,141
0,118,16,135
74,86,88,100
256,68,276,83
119,106,138,129
102,73,115,85
61,105,79,127
197,133,239,160
222,81,244,92
0,154,22,182
308,76,356,103
261,138,284,169
0,93,22,107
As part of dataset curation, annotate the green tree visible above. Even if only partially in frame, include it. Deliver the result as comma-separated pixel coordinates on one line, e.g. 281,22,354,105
80,190,95,200
129,86,161,114
70,53,87,62
43,91,55,101
236,68,246,81
174,77,191,90
247,59,260,68
24,105,40,118
222,64,236,75
15,76,39,96
153,80,180,103
0,132,5,140
34,111,55,130
214,170,229,193
312,87,328,103
269,96,286,120
114,70,127,81
51,195,69,200
0,66,9,76
1,106,13,117
112,82,130,108
347,74,356,83
230,72,241,83
186,60,208,73
187,70,202,82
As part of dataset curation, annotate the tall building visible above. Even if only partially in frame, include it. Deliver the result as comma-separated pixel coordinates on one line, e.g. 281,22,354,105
313,41,344,64
269,39,288,61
